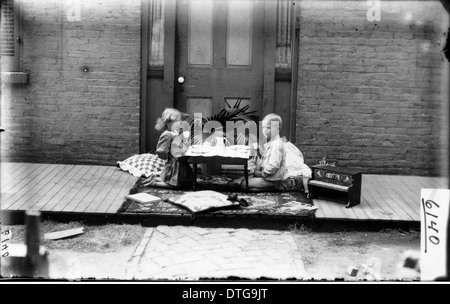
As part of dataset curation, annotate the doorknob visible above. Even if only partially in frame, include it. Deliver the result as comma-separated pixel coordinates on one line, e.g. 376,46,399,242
177,76,185,92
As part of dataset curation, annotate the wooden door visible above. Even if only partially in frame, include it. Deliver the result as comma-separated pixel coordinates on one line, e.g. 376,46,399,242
174,0,266,119
142,0,299,153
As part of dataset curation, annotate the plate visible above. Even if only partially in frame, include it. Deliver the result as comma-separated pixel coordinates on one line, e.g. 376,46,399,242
230,145,249,150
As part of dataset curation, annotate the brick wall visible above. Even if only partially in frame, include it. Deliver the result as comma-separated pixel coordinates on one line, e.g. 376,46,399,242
1,0,141,165
296,0,449,176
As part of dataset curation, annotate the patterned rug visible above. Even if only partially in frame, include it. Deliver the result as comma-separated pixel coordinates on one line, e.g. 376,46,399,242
118,176,316,217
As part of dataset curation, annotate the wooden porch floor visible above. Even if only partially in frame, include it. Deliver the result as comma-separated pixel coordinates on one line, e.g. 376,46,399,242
1,162,448,223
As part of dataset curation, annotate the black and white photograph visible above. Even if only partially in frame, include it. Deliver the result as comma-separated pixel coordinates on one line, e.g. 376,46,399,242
0,0,449,285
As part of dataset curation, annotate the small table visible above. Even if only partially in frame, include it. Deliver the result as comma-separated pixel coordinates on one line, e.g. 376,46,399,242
185,146,251,192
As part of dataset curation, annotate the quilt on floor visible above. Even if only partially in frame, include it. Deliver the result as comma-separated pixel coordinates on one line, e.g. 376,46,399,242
118,177,316,216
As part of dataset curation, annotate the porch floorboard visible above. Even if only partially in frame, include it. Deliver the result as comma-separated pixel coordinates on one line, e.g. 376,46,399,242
1,163,448,225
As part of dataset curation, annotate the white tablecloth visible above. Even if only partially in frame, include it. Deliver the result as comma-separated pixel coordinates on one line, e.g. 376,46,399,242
185,145,250,159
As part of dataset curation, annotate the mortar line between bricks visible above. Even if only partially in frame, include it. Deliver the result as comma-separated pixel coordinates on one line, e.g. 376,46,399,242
138,228,155,257
128,228,155,276
288,231,308,278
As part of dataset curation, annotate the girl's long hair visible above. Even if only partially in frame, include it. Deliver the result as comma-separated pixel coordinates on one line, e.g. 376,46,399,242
155,108,182,131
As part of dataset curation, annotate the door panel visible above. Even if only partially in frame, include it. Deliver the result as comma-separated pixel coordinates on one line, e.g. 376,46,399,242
175,0,265,119
225,98,251,110
188,0,213,65
227,0,252,66
187,97,212,118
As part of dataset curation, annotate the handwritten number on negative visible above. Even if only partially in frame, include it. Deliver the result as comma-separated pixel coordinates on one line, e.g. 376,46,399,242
424,199,439,209
1,229,11,257
422,198,440,253
427,220,439,234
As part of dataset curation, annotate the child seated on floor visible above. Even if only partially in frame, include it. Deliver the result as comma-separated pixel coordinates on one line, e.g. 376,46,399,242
142,108,193,188
240,113,287,192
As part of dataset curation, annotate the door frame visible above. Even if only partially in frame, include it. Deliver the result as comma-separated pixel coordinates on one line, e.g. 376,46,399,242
140,0,177,153
140,0,300,153
140,0,149,154
289,1,301,142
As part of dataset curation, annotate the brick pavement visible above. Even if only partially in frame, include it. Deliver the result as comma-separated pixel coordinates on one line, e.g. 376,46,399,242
126,225,308,280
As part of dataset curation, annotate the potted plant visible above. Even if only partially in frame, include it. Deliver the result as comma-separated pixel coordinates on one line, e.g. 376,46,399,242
182,99,259,175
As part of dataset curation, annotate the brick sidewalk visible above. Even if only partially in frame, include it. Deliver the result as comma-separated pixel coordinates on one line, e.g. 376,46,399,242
126,225,308,280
